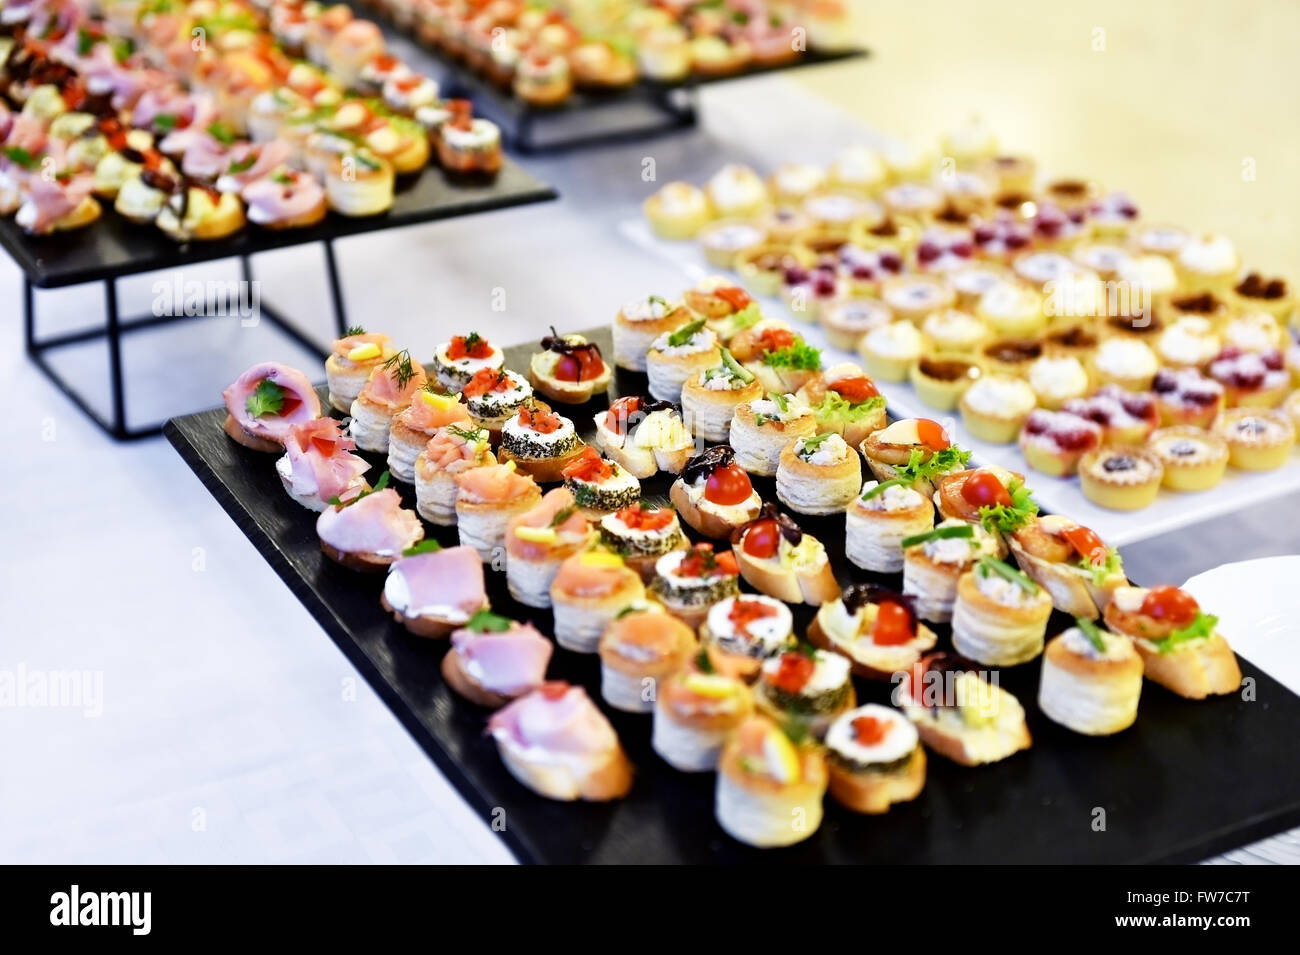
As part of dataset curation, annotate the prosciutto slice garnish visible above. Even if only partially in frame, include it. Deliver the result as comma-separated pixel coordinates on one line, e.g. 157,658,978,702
316,488,422,556
282,418,369,502
241,168,325,224
15,172,94,235
387,545,485,617
217,140,291,193
488,684,618,755
451,622,552,696
222,362,321,440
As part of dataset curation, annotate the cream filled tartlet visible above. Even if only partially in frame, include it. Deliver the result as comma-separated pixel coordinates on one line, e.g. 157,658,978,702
729,391,817,477
645,318,723,403
901,520,1001,623
1038,619,1143,736
681,348,763,442
846,478,935,573
775,432,860,516
950,557,1054,666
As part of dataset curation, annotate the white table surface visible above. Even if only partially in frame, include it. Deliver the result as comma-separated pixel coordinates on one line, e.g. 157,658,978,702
3,66,1297,863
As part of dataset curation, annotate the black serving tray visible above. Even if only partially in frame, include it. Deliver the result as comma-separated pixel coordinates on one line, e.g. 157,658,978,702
0,160,556,289
165,327,1300,864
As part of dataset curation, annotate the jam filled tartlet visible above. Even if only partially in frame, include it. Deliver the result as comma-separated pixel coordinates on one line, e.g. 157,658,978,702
1208,347,1290,408
1231,272,1294,323
1148,426,1230,491
1064,387,1159,446
1151,368,1225,429
1019,409,1102,477
1078,447,1164,511
1214,408,1296,471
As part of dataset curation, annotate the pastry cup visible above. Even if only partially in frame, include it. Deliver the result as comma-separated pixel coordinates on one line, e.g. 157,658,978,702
859,326,922,382
980,339,1043,379
643,183,711,240
715,736,827,848
909,356,981,411
1215,408,1297,470
736,243,808,298
645,346,723,403
1019,431,1088,477
613,303,693,372
821,298,894,351
698,218,767,269
959,388,1034,444
681,376,763,443
1091,365,1157,393
881,275,955,324
1149,426,1230,491
1287,390,1300,432
950,572,1054,667
729,405,817,477
844,493,935,574
1037,635,1144,736
1078,446,1164,510
774,443,862,515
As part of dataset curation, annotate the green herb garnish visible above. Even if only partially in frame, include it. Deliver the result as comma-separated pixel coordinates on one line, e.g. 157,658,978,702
666,318,706,348
77,28,95,56
152,113,178,132
402,540,444,556
861,478,909,501
244,378,286,417
447,424,486,444
345,325,367,336
767,391,789,413
694,648,714,673
463,331,483,351
1148,612,1219,655
813,389,886,423
1076,616,1108,654
901,524,974,549
327,469,390,507
1077,547,1123,587
615,603,645,620
893,444,972,486
271,170,295,185
979,478,1039,535
382,349,415,390
206,121,236,146
647,294,672,310
3,146,38,169
719,346,754,383
548,505,577,528
226,153,257,174
796,432,834,459
976,555,1039,594
111,36,135,63
466,609,513,633
761,341,821,371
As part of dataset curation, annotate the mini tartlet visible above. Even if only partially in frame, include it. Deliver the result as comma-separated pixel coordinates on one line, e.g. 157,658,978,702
859,320,923,382
1151,367,1225,429
1038,621,1143,736
645,319,723,403
1018,409,1102,476
909,356,981,411
644,181,711,239
680,349,763,442
1148,426,1230,491
950,556,1053,666
1077,446,1164,511
1026,354,1090,410
1214,408,1296,470
959,374,1037,443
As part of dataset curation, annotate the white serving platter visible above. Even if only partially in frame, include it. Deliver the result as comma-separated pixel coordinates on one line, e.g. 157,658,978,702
619,218,1300,546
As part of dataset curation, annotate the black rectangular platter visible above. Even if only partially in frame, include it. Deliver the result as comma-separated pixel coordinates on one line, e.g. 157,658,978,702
0,160,556,289
165,326,1300,863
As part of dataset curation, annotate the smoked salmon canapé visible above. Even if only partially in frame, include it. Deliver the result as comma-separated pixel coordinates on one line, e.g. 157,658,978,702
276,418,371,511
487,682,633,802
715,716,828,848
597,502,688,581
380,543,489,638
504,487,595,608
349,350,427,453
453,462,542,561
549,551,646,654
462,367,534,438
325,329,394,412
597,603,696,713
387,387,472,483
496,402,586,483
529,330,612,404
316,479,425,572
413,425,496,525
652,658,754,773
222,361,322,452
442,613,554,709
431,332,505,391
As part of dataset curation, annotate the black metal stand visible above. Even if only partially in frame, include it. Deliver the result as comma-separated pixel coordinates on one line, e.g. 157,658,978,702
23,239,350,442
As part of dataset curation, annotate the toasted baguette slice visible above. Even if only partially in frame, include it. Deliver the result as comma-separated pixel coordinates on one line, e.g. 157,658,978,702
828,745,926,814
1131,633,1242,700
320,540,399,573
911,715,1032,767
734,545,840,605
441,648,515,708
669,480,760,539
529,363,612,405
223,413,283,452
494,734,634,802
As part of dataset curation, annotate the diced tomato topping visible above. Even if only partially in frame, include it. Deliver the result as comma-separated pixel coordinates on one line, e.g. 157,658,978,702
677,545,738,578
372,53,400,71
278,393,302,417
539,681,569,700
463,368,512,397
704,463,753,506
615,503,673,531
741,519,782,559
961,470,1012,508
1061,525,1106,565
517,404,562,434
728,598,777,633
562,446,615,483
872,601,914,645
916,418,952,450
447,334,493,360
770,652,815,694
759,327,796,352
1139,586,1199,626
830,376,879,403
851,715,893,745
715,286,753,311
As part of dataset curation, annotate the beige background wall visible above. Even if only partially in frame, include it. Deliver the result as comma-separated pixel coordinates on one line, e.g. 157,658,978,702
796,0,1298,275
